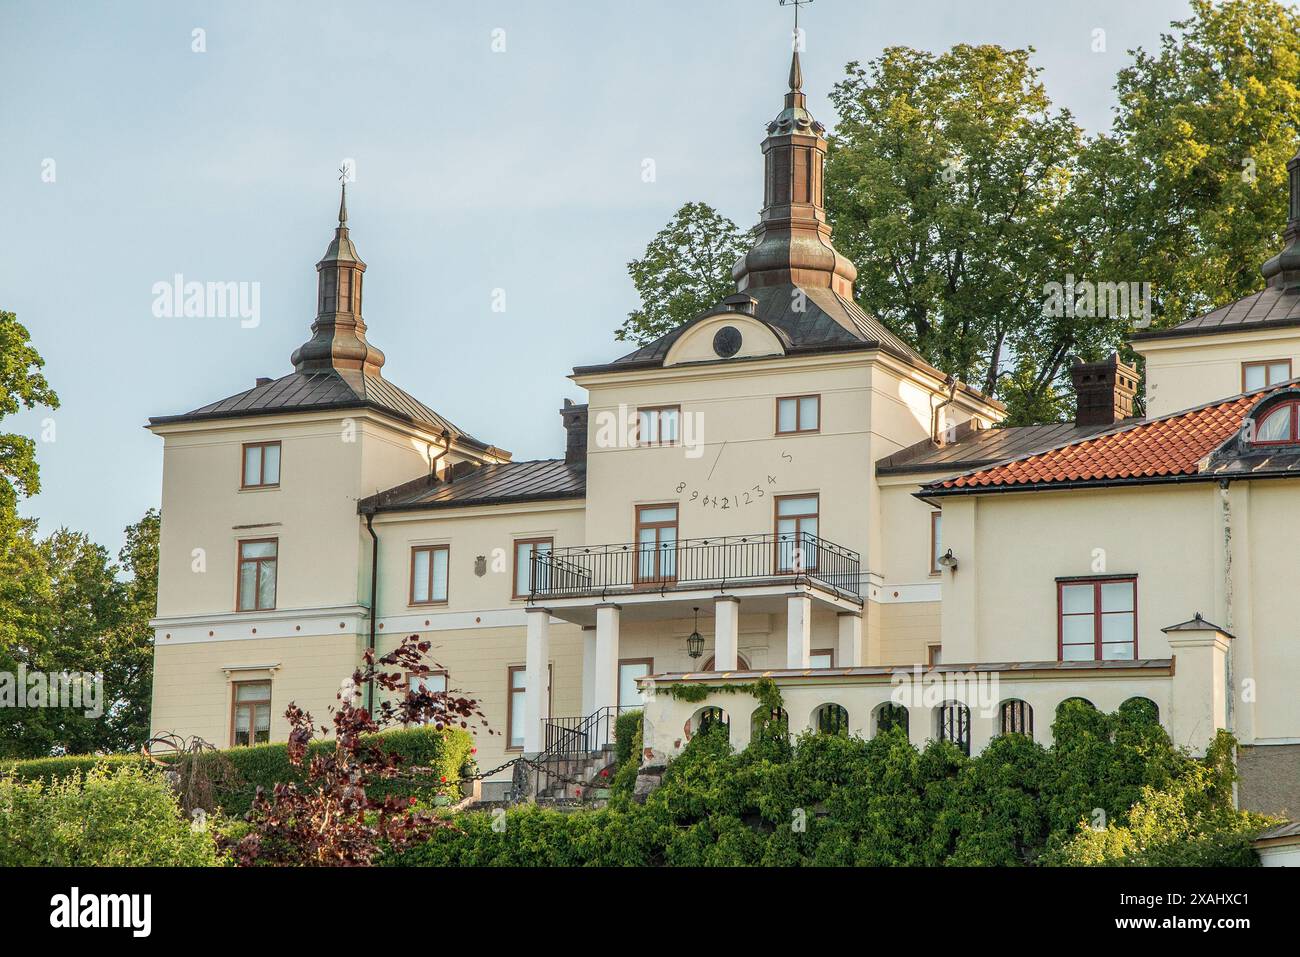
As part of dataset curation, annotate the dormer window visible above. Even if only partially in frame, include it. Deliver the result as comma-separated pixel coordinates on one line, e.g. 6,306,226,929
1253,399,1300,445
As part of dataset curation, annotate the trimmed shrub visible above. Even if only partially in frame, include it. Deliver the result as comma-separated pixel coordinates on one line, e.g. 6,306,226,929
1,726,475,818
0,764,224,866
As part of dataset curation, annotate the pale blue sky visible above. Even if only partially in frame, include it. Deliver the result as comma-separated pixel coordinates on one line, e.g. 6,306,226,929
0,0,1193,553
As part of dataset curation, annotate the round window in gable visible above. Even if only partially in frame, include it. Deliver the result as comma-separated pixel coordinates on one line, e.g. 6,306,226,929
712,325,743,358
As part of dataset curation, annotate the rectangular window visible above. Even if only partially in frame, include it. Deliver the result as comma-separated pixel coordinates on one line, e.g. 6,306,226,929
513,537,553,599
231,681,271,746
241,441,281,489
1242,359,1292,391
405,670,448,726
927,644,943,666
809,648,834,669
775,494,819,572
636,405,680,447
1058,577,1137,661
507,664,552,751
776,395,820,434
236,538,278,611
410,545,449,605
930,512,943,575
635,504,678,583
618,658,653,708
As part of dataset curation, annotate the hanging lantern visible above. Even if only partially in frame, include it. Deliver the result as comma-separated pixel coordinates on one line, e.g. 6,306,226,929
687,606,704,659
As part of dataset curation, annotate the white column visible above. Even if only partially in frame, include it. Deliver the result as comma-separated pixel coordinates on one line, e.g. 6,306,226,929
580,626,597,718
837,611,863,667
523,608,551,753
786,593,811,668
713,596,740,671
594,603,621,712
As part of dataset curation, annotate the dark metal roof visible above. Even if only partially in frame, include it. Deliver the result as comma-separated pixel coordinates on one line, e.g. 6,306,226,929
875,420,1120,476
1131,285,1300,342
148,369,494,451
359,459,586,513
1162,614,1235,639
577,284,924,372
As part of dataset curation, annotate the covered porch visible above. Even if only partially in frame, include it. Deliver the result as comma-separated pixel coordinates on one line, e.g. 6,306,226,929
519,531,865,753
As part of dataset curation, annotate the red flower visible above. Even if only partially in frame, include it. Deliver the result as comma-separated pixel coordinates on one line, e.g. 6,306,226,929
408,797,417,806
470,747,477,754
440,776,447,783
600,769,609,777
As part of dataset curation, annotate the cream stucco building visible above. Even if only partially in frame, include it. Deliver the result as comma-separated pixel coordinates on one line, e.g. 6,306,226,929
149,52,1299,817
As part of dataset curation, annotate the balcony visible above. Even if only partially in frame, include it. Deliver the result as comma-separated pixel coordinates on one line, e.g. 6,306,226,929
528,532,861,602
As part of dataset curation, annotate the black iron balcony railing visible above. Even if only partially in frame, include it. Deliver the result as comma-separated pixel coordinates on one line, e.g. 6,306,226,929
528,532,861,599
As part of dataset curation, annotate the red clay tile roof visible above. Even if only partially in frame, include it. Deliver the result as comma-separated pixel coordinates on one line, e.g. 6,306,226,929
932,390,1277,492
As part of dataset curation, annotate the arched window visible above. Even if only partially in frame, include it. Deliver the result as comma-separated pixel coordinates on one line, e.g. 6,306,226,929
999,699,1033,737
1254,399,1300,445
1056,697,1095,718
689,706,729,742
938,701,971,755
751,705,789,738
873,702,909,737
812,703,849,736
1119,696,1159,724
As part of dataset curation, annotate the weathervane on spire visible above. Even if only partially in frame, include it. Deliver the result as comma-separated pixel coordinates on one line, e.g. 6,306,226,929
780,0,812,50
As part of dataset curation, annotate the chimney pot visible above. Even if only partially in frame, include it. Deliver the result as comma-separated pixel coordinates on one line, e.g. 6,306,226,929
560,399,588,467
1071,354,1138,427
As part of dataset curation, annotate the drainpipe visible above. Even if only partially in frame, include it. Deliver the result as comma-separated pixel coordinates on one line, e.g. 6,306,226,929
430,428,452,477
1218,480,1234,735
365,511,379,714
931,375,958,445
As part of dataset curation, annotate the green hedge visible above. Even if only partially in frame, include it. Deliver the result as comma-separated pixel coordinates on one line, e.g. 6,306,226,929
384,710,1276,868
1,726,476,818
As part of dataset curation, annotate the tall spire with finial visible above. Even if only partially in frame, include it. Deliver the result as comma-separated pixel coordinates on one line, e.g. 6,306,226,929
733,1,856,297
1261,145,1300,290
290,173,386,377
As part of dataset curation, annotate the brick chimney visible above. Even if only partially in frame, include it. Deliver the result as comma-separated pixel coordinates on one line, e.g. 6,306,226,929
1071,354,1138,427
560,399,588,467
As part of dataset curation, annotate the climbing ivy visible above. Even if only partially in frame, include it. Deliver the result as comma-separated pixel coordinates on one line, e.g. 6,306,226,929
661,677,782,713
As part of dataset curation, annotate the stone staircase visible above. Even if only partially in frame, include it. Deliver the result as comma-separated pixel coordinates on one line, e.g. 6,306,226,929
533,744,619,802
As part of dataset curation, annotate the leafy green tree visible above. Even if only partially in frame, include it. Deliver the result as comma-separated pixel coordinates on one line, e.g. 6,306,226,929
0,310,57,543
826,44,1082,409
0,510,159,758
615,202,749,345
1100,0,1300,328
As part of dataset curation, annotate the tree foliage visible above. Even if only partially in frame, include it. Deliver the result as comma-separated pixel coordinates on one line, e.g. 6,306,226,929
615,202,749,345
0,510,159,758
0,310,57,543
